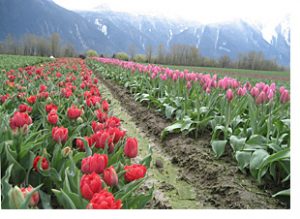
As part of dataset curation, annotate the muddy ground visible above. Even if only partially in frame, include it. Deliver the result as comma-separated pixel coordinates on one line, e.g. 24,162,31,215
95,72,288,209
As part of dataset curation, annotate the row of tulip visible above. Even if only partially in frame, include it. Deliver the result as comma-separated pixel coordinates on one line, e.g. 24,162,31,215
89,57,290,197
0,57,153,209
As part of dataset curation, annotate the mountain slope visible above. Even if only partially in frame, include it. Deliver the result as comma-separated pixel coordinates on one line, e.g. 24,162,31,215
0,0,115,53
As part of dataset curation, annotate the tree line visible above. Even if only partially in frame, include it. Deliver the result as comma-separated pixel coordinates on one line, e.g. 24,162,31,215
0,33,288,71
0,33,77,57
116,43,288,72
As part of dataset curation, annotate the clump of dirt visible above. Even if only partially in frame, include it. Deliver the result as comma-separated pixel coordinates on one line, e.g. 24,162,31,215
95,73,288,209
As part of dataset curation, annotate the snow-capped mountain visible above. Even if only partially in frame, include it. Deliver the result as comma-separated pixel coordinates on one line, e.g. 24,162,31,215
80,10,290,66
0,0,290,66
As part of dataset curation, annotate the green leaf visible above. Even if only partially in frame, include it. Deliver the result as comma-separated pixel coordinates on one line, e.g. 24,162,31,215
115,179,144,200
164,104,176,119
247,134,267,145
39,190,53,209
257,148,290,182
272,189,290,197
161,122,182,139
249,149,269,180
235,151,252,172
5,145,26,183
125,187,154,209
211,140,227,158
1,164,14,209
229,135,247,152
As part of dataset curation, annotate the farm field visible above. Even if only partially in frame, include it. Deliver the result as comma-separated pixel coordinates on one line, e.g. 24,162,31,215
0,55,290,209
0,54,51,71
161,64,290,83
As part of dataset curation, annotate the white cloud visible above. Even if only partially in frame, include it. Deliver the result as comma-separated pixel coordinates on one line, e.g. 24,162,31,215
53,0,291,24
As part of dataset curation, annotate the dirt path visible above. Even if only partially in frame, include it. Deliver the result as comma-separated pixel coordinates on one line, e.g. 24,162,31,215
95,72,288,209
98,81,202,209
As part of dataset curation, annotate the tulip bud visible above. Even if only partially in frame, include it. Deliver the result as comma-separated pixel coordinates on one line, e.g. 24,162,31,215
103,166,118,187
8,186,25,209
76,117,84,124
124,137,138,158
226,89,234,102
95,102,101,109
62,146,73,157
46,97,52,103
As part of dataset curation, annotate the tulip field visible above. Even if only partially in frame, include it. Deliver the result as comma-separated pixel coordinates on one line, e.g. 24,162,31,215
1,56,152,209
0,55,290,209
88,58,290,200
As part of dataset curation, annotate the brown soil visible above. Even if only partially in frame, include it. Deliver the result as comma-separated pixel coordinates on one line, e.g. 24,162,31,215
95,73,288,209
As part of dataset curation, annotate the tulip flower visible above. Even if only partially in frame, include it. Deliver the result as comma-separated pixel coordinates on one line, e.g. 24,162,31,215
81,154,108,174
33,156,49,172
52,126,68,143
27,95,37,104
20,185,40,207
86,190,122,209
124,164,147,182
45,103,58,113
9,111,32,130
103,166,118,187
80,172,102,200
124,137,138,158
67,105,82,120
102,100,109,112
47,110,58,124
226,89,234,102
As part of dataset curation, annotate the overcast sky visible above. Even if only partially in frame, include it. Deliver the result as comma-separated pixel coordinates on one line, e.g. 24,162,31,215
53,0,291,25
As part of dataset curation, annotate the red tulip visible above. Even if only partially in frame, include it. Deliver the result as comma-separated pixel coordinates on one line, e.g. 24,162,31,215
80,172,102,200
52,126,68,143
0,94,9,103
124,164,147,182
67,105,82,120
47,110,58,124
33,156,49,172
103,166,118,187
86,190,122,209
18,104,32,113
45,103,58,113
95,109,107,123
105,117,120,128
92,131,113,150
20,185,40,207
91,121,105,133
124,138,138,158
27,95,37,104
39,84,47,92
9,112,32,130
102,100,109,112
81,154,108,174
108,127,126,143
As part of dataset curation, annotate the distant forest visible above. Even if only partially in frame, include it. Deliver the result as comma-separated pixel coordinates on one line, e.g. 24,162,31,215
0,33,288,72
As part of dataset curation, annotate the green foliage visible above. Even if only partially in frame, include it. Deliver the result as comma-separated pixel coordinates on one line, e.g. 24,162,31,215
115,52,129,61
85,49,98,57
133,54,146,63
